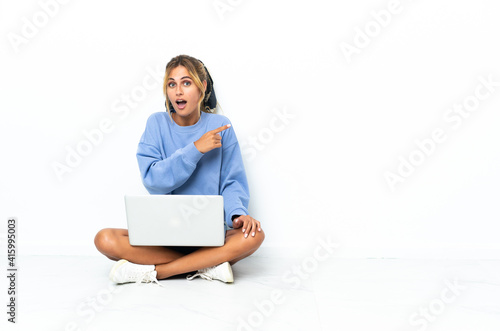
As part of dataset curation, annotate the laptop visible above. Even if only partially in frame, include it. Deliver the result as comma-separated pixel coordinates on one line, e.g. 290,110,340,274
124,195,225,247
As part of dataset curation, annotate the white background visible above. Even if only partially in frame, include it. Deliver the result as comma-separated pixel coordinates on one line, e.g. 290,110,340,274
1,0,499,258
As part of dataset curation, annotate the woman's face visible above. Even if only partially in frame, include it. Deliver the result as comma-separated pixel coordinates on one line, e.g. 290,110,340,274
166,65,204,121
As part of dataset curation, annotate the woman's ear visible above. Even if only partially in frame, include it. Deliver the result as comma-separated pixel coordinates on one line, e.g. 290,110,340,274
203,80,207,92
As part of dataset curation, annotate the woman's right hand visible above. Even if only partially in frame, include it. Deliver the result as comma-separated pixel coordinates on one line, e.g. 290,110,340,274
194,124,231,154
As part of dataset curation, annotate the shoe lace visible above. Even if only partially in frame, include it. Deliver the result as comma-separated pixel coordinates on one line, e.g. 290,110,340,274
134,270,163,287
186,267,214,281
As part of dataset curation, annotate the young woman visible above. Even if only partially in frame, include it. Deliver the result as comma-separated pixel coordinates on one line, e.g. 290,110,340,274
94,55,265,284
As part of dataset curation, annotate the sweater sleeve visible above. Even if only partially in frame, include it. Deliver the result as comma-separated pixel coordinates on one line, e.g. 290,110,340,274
136,115,203,194
219,126,250,228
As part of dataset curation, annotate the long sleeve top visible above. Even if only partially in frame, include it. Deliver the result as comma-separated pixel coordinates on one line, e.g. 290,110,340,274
136,111,249,228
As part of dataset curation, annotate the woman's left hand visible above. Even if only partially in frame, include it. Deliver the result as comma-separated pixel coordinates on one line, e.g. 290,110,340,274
233,215,262,239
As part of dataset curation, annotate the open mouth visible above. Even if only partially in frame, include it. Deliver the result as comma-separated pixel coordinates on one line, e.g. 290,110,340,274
176,99,187,110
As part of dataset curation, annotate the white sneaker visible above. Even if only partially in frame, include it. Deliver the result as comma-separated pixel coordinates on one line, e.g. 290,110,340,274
109,259,161,285
186,261,234,283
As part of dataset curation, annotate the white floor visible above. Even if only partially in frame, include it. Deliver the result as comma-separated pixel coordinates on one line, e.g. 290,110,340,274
2,255,500,331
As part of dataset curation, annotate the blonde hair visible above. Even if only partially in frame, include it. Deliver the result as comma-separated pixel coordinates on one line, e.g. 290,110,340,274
163,55,214,118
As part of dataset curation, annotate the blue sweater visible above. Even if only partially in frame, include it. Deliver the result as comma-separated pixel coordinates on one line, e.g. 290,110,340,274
136,111,249,228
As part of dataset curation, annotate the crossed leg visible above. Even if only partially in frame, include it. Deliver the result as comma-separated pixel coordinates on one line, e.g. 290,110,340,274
94,227,265,280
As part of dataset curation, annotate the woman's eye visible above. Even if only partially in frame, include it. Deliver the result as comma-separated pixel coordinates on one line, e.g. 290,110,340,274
183,81,191,86
168,82,175,88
